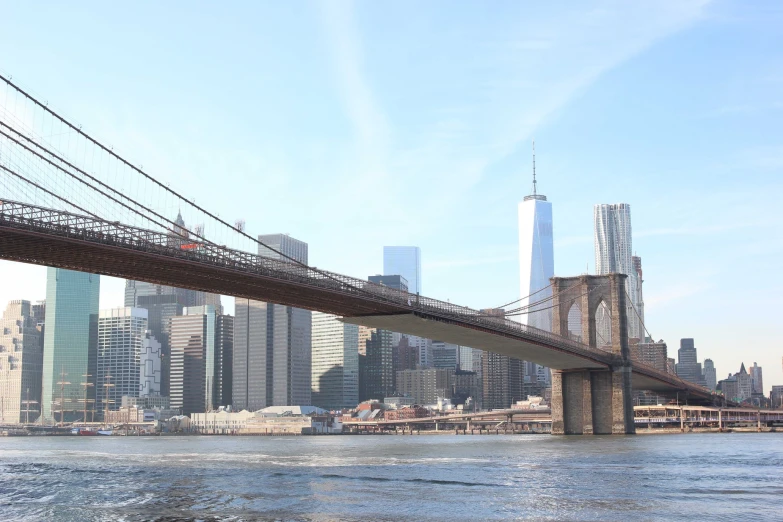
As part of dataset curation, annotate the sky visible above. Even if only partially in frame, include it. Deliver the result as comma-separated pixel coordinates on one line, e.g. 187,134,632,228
0,1,781,393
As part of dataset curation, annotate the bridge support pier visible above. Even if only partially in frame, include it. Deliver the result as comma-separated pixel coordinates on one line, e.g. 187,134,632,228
551,273,636,435
551,368,634,435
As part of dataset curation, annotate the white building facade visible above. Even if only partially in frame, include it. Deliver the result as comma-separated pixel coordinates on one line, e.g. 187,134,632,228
97,308,158,415
0,301,43,423
518,188,554,332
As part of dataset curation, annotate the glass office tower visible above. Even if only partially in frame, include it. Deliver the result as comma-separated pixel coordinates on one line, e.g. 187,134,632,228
383,246,421,294
41,268,100,423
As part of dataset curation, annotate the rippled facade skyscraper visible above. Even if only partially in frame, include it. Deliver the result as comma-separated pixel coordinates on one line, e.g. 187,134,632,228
594,203,643,341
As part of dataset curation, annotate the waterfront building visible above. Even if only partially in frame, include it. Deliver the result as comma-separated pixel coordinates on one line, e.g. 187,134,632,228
717,375,738,402
383,246,421,294
432,341,458,370
396,368,453,405
409,335,433,368
482,351,525,410
311,311,359,410
718,363,753,403
703,359,717,392
631,340,668,373
232,234,311,410
368,274,408,292
457,346,477,371
451,369,481,409
169,306,232,415
675,339,706,386
593,203,643,340
169,311,208,416
41,268,99,423
96,307,161,415
393,336,419,375
518,143,554,333
736,363,753,401
359,329,395,401
749,362,763,395
0,300,43,423
771,385,783,409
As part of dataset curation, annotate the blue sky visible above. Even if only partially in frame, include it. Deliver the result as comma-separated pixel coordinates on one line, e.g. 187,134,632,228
1,1,781,392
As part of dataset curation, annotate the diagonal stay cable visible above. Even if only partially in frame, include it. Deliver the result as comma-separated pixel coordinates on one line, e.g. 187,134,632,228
0,73,375,298
495,282,554,310
625,287,654,341
503,279,585,315
0,127,192,242
0,123,197,243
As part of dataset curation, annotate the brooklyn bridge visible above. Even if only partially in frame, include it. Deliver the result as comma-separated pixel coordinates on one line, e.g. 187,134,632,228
0,73,718,435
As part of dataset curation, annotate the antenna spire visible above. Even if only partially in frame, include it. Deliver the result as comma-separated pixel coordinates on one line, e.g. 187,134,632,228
532,140,537,196
523,139,546,201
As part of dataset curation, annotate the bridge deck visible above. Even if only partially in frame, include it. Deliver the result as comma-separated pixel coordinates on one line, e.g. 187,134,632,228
0,199,711,397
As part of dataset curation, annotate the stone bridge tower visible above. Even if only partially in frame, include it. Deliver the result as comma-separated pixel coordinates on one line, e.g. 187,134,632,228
549,274,635,435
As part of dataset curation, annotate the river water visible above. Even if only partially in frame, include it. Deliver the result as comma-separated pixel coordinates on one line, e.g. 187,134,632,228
0,433,781,521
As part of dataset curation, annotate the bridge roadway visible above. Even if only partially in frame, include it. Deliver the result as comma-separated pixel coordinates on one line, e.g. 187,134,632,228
0,199,710,398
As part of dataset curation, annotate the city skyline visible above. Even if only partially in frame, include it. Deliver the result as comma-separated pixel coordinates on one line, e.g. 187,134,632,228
0,1,781,392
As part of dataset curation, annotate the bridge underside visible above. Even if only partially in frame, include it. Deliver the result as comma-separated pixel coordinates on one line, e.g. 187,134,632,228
0,226,406,317
343,313,711,398
342,313,608,371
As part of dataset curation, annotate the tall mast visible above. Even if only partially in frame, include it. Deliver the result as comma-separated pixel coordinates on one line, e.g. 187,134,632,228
523,140,547,202
532,140,537,197
103,374,114,425
81,374,94,424
57,366,71,426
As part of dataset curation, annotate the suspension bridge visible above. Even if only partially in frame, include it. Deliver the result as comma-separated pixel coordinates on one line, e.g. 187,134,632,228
0,74,717,434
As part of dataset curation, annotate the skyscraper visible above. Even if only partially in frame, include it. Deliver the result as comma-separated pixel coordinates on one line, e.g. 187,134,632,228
482,351,525,410
168,305,230,415
233,299,268,411
0,300,43,423
368,275,408,292
96,307,159,415
383,246,421,294
41,268,99,423
675,338,705,386
749,362,763,395
702,358,717,392
311,312,359,410
518,142,554,333
594,203,643,340
124,211,222,396
631,340,668,373
632,256,645,339
169,311,208,416
232,234,312,409
359,329,395,401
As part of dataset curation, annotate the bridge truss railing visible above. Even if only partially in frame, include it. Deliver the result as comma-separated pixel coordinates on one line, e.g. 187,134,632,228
0,199,696,372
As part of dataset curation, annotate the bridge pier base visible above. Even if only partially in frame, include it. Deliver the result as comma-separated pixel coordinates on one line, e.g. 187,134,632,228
551,368,635,435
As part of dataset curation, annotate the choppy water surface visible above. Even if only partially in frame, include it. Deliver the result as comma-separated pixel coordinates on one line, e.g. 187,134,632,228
1,433,781,521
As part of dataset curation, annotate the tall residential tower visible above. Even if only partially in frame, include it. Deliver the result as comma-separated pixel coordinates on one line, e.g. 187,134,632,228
594,203,643,340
